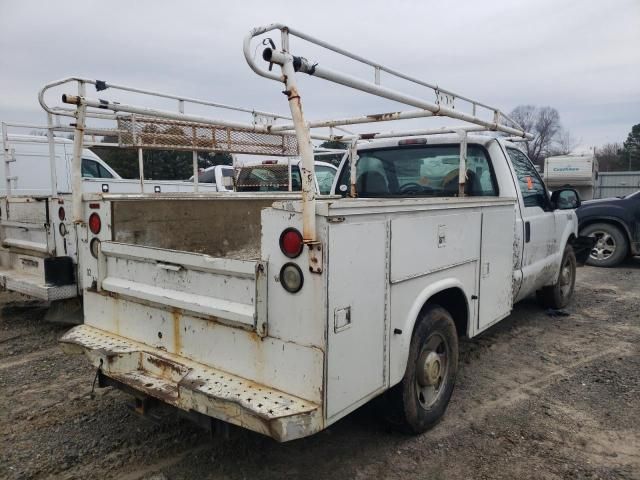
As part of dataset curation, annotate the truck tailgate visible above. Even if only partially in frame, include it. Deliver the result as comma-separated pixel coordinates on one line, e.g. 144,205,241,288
97,242,267,335
1,198,51,254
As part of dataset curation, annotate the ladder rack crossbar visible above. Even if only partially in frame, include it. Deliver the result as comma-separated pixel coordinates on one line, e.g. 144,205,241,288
244,23,532,140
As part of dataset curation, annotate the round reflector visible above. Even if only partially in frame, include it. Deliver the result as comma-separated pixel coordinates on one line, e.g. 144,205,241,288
280,263,304,293
88,213,101,235
90,238,101,259
58,207,65,221
279,228,304,258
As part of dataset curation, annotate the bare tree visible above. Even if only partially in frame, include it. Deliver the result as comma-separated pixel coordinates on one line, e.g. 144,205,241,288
551,128,580,156
509,105,562,166
596,143,624,172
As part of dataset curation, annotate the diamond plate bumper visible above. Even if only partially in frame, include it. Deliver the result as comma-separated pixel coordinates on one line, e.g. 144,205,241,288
0,268,77,301
60,325,323,442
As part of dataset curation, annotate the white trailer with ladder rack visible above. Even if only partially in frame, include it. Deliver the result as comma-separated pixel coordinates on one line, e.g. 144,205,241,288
57,24,592,441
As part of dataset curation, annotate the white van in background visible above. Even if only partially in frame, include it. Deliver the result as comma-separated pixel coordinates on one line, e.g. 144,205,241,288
1,134,120,195
544,152,598,200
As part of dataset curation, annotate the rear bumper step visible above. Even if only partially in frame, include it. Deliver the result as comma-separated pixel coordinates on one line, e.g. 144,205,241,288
60,325,323,442
0,268,77,301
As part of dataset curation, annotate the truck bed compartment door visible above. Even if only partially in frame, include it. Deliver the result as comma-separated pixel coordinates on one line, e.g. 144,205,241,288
327,221,387,420
1,198,52,255
478,205,515,331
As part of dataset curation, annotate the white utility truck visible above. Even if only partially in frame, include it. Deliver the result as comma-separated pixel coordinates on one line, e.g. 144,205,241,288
58,25,590,442
544,152,598,200
0,121,222,319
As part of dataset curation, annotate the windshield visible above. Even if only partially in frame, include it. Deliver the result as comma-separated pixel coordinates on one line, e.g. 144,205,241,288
335,144,498,197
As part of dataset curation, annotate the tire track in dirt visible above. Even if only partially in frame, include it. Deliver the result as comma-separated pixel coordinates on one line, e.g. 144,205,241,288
0,346,61,370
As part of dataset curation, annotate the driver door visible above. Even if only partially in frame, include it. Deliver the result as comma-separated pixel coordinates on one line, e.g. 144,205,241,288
507,148,558,300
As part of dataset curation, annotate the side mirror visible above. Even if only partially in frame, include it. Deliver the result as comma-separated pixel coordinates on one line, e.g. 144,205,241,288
551,188,581,210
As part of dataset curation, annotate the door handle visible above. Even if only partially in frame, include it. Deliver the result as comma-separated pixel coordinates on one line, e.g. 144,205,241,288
156,262,183,272
525,221,531,243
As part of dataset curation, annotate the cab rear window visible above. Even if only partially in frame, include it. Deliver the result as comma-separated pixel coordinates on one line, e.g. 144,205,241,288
336,144,498,197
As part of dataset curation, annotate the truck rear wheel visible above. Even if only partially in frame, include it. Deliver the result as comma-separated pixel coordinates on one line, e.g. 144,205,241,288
537,244,576,309
388,305,458,434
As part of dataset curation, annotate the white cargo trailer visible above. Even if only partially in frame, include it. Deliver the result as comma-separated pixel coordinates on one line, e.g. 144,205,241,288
544,153,598,200
57,24,590,441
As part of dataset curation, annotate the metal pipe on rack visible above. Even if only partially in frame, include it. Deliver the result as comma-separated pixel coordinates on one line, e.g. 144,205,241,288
279,55,317,243
71,81,87,223
192,151,199,193
40,76,293,122
60,94,333,143
138,148,144,193
46,113,58,196
456,130,468,197
245,24,530,134
263,48,531,139
332,125,488,142
268,108,437,133
2,122,12,197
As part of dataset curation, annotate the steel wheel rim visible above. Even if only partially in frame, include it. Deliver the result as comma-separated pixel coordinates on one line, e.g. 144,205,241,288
559,254,573,299
588,230,616,261
415,332,449,410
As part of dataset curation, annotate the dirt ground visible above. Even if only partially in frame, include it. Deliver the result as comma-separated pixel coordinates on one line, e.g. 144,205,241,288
1,260,638,480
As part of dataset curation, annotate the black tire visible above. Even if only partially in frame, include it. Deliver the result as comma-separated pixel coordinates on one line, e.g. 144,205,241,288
537,244,576,309
580,222,629,267
387,305,458,434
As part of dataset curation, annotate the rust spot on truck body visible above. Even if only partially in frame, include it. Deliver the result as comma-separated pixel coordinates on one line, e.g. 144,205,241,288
146,355,185,376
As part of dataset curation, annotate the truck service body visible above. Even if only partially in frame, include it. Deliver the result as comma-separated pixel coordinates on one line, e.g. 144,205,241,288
55,24,587,441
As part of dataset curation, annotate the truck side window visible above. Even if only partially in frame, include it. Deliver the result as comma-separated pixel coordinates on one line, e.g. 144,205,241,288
507,148,549,209
81,159,100,178
97,163,114,179
82,159,114,179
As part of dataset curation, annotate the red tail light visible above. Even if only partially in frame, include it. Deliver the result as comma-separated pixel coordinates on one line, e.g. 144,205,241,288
58,207,65,221
89,213,101,235
279,228,303,258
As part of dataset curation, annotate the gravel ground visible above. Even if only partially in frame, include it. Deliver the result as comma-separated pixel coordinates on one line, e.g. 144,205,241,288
0,260,638,480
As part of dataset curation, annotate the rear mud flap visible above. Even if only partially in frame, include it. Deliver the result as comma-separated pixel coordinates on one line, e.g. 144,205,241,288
573,236,596,266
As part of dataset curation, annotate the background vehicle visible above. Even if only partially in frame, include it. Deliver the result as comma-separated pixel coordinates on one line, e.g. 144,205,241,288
544,152,598,200
187,165,235,192
235,160,338,193
1,133,120,195
0,125,218,319
577,190,640,267
53,24,588,442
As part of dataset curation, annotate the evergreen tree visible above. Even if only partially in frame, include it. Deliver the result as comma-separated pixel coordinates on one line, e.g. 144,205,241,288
622,123,640,171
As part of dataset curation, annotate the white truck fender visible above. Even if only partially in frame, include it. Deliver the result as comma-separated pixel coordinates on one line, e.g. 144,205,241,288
390,277,470,387
548,210,579,284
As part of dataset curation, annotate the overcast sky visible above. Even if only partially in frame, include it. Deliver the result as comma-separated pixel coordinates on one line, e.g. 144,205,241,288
1,0,638,150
